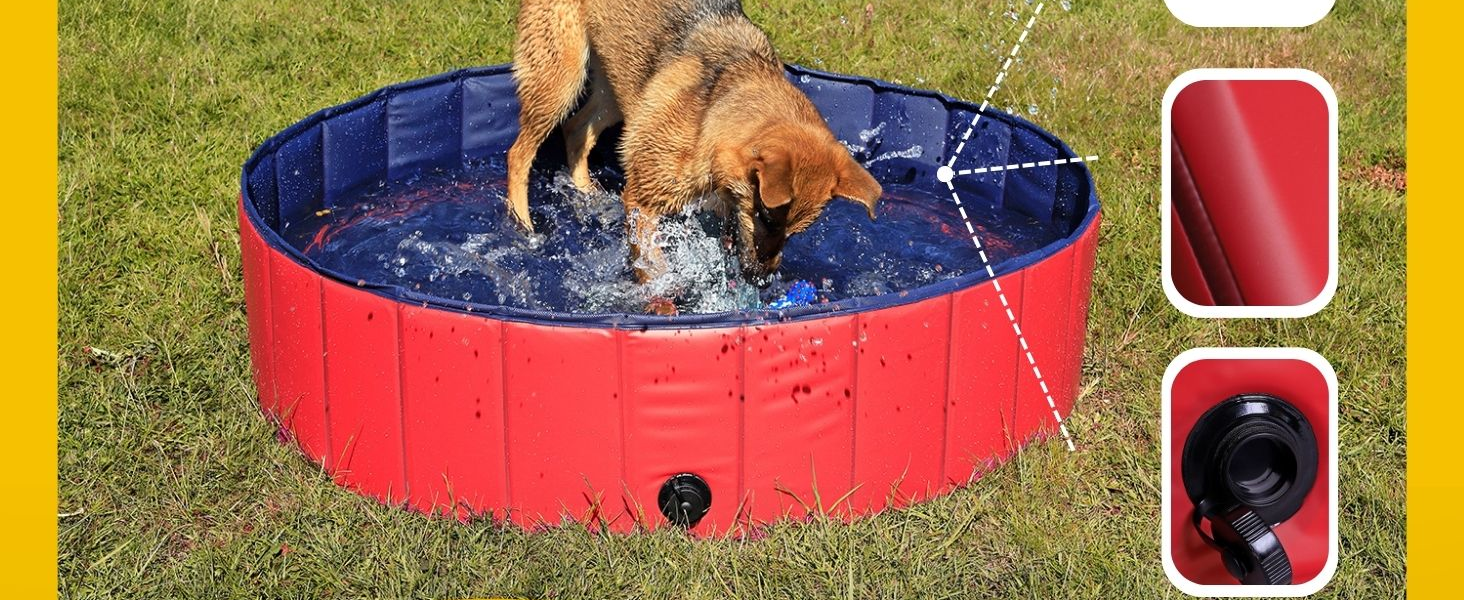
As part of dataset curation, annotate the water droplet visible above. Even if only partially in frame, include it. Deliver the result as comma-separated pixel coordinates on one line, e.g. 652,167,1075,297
1027,104,1040,115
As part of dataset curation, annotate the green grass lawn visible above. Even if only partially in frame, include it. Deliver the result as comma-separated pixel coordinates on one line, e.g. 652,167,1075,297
57,0,1405,597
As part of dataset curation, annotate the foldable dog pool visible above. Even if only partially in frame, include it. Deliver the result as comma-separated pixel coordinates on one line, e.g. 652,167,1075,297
238,64,1100,535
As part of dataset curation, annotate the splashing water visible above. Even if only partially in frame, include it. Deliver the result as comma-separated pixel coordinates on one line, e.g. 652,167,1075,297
866,145,925,164
283,162,1060,316
841,121,922,166
858,122,887,144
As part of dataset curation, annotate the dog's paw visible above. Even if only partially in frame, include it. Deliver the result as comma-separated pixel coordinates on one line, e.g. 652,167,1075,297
511,213,536,234
646,297,679,316
571,173,603,196
505,197,535,233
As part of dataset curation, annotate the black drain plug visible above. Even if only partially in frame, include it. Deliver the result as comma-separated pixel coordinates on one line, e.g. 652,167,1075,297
659,473,712,528
1181,393,1318,585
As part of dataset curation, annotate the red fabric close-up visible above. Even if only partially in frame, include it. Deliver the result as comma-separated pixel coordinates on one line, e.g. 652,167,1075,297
1169,79,1330,307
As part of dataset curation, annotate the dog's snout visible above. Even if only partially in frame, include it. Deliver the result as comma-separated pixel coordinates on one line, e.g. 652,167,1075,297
762,254,782,273
755,236,784,263
738,227,785,278
746,208,787,274
741,253,782,279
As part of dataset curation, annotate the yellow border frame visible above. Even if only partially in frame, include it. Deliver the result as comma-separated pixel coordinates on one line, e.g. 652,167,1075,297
15,0,1438,596
4,1,56,595
1407,2,1453,597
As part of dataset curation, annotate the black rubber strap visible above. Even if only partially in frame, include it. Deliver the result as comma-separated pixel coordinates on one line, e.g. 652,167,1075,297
1191,499,1294,585
1191,497,1223,550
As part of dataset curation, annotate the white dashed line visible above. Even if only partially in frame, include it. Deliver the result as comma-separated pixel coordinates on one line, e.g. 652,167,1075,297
935,1,1092,451
945,179,1076,451
947,2,1047,167
956,155,1099,176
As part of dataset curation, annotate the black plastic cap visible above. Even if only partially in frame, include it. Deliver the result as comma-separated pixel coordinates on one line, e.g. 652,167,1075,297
1211,505,1294,585
1181,393,1319,525
659,473,712,528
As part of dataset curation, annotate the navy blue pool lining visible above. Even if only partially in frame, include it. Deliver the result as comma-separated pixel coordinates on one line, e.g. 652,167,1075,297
239,63,1100,330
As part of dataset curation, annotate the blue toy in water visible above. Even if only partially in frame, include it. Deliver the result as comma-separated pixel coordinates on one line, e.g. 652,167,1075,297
767,280,818,309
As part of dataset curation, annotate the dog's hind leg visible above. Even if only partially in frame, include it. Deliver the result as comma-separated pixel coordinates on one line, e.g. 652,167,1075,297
506,0,590,232
563,54,623,194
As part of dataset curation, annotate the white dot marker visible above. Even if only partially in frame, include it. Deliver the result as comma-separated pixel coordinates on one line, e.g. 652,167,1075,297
936,165,954,183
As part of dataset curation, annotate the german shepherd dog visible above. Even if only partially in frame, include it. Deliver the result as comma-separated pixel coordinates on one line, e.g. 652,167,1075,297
505,0,883,286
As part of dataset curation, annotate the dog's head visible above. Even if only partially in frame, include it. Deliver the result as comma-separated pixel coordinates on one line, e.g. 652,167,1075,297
723,123,882,278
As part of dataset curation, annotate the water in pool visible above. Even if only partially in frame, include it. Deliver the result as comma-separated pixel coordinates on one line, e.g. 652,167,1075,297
281,161,1060,315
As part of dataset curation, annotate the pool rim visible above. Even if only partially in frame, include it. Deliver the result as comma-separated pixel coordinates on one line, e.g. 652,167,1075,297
240,63,1100,329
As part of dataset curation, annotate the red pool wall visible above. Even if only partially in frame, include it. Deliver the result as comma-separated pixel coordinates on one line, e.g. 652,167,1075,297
240,201,1100,535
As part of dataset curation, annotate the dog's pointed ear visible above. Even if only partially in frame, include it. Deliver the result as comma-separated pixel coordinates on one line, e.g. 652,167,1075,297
749,146,794,209
834,154,882,219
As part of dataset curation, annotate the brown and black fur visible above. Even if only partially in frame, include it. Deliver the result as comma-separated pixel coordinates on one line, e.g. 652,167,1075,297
506,0,883,283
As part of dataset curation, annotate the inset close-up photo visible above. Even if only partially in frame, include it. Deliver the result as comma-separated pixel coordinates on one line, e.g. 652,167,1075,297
1163,348,1338,596
1163,70,1338,318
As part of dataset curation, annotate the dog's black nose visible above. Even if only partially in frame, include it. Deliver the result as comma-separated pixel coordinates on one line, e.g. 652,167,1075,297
740,254,781,280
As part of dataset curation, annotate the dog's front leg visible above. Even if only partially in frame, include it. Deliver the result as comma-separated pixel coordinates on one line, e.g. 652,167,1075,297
624,200,667,284
624,200,681,315
617,59,704,297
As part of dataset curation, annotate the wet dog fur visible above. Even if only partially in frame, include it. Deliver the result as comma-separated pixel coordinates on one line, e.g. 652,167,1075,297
506,0,883,284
